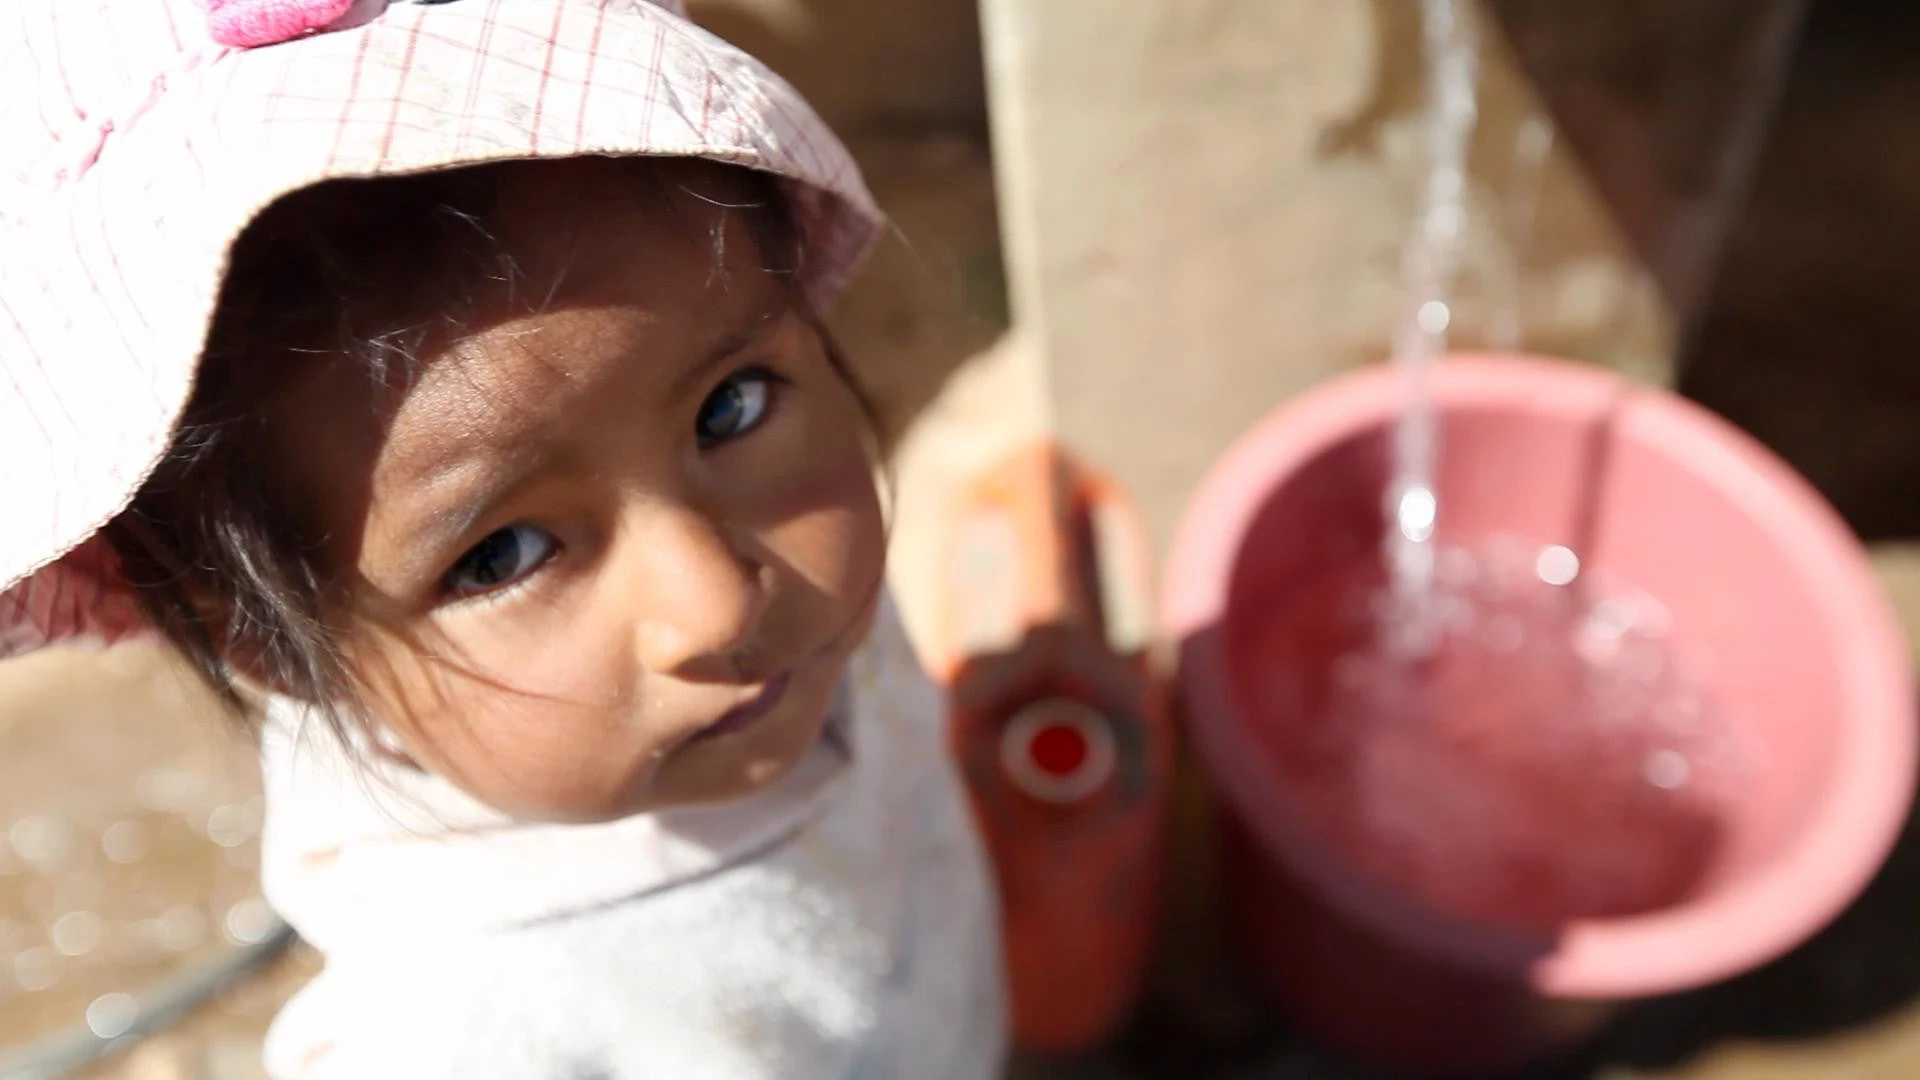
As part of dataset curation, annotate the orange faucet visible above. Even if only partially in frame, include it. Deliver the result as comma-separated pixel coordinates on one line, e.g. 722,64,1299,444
927,442,1174,1057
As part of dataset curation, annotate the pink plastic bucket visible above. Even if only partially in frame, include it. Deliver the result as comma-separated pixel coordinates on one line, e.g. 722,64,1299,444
1162,355,1916,1076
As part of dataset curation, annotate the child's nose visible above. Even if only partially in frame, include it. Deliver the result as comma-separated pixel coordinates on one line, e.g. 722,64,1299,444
629,504,770,680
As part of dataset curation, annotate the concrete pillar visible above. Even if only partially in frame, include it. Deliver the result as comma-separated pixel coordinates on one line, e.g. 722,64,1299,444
975,0,1687,550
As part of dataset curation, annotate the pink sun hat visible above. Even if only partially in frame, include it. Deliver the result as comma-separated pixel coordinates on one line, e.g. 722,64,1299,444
0,0,883,657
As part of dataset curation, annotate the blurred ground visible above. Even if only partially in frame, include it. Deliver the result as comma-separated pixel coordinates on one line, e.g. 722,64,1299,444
6,0,1920,1076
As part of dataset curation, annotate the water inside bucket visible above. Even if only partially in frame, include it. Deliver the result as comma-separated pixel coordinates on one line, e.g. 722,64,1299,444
1250,539,1741,929
1268,0,1745,930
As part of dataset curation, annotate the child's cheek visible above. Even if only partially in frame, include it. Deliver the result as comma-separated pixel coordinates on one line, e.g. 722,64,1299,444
359,610,645,746
375,623,657,821
438,603,637,709
747,415,887,600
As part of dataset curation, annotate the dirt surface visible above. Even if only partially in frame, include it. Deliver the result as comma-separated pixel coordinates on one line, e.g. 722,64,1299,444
0,645,309,1080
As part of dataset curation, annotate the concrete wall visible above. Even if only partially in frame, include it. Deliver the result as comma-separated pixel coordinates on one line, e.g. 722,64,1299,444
687,0,987,132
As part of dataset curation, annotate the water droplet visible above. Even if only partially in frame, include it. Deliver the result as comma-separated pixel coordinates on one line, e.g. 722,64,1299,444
1436,594,1474,631
1417,300,1452,334
101,820,151,865
1383,615,1441,662
52,910,104,957
206,805,253,848
1396,485,1438,544
13,946,61,991
86,992,140,1039
1535,545,1580,586
155,907,207,953
1587,598,1635,639
1644,749,1690,790
1605,631,1663,680
224,898,278,946
9,815,73,869
1516,114,1553,159
136,767,202,814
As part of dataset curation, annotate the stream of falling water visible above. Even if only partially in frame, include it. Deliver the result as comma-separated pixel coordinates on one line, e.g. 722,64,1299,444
1382,0,1480,654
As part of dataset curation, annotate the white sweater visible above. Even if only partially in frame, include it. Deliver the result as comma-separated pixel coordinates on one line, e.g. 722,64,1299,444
256,595,1007,1079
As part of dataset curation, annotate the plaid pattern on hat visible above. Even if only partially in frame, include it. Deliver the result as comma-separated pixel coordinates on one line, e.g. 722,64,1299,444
0,0,882,657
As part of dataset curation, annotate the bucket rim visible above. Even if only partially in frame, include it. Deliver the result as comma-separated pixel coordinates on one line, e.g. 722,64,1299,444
1162,353,1918,999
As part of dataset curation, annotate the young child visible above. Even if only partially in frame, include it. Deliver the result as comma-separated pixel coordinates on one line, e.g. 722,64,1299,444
0,1,1005,1076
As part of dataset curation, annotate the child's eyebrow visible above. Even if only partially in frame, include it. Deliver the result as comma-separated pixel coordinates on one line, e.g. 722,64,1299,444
664,295,790,404
380,453,545,584
375,294,792,584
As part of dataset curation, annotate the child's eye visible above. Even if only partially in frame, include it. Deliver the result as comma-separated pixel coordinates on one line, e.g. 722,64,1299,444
445,524,557,597
695,368,778,448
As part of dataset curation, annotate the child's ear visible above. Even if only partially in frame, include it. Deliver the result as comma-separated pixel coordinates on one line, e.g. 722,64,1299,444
221,658,278,707
365,723,420,768
206,612,314,705
214,638,301,723
220,633,423,768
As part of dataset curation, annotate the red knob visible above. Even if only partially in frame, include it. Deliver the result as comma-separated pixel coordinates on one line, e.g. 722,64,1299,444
1000,699,1117,804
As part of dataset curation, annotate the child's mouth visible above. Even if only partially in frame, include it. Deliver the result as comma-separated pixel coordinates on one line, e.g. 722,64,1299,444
694,672,793,739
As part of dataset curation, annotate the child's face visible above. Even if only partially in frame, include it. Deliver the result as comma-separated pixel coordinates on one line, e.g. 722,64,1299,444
266,159,885,823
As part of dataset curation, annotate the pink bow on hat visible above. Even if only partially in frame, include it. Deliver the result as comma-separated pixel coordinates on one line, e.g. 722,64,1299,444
204,0,364,47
